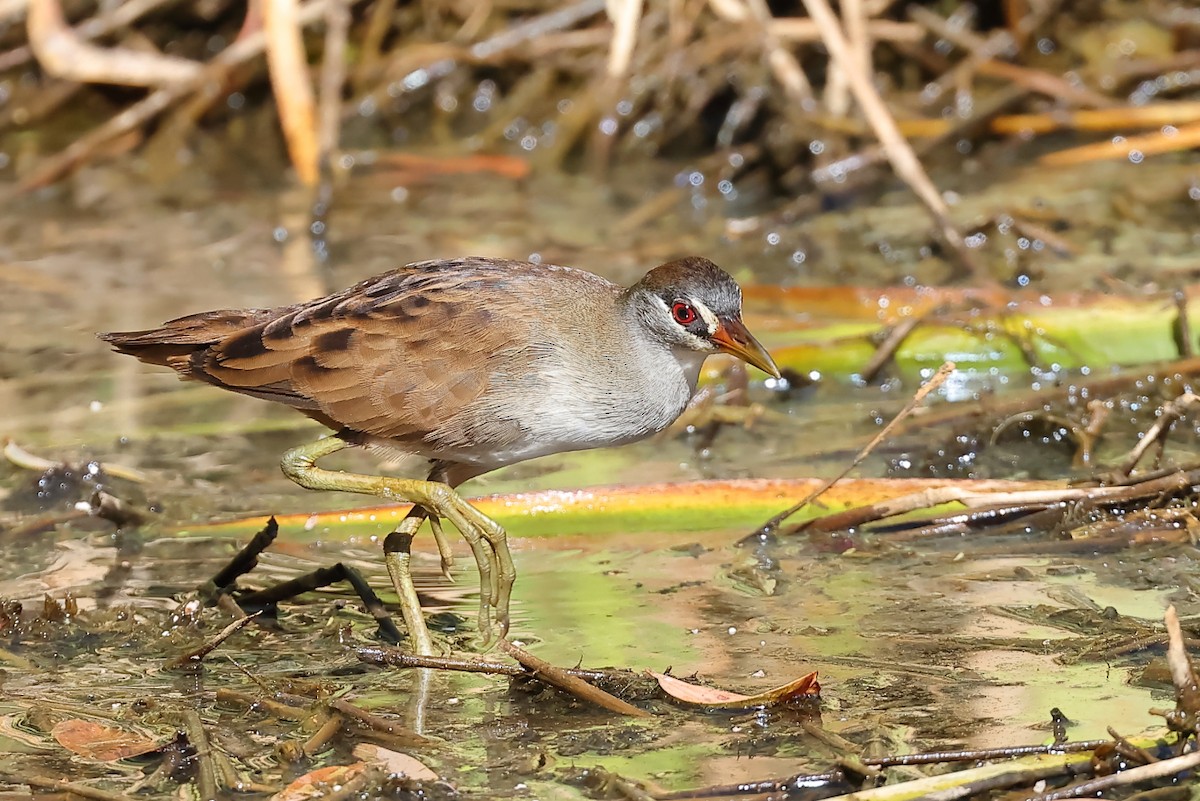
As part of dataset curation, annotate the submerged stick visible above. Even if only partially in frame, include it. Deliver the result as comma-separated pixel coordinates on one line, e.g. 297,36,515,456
356,645,637,686
164,613,259,669
499,640,651,718
18,776,138,801
327,698,433,746
1025,749,1200,801
180,710,220,801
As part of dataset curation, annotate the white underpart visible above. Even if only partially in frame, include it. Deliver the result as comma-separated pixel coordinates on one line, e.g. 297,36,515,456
452,299,712,468
484,345,704,466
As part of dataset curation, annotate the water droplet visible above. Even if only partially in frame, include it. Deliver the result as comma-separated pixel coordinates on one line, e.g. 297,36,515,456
402,69,429,91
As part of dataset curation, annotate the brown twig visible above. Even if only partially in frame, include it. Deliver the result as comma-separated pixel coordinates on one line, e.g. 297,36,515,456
859,315,925,385
499,640,651,718
17,776,137,801
327,698,434,746
1163,605,1200,726
200,517,280,602
1116,394,1200,478
302,710,345,757
355,644,644,689
1,0,170,70
163,613,259,669
215,688,310,720
1174,292,1195,360
180,710,220,801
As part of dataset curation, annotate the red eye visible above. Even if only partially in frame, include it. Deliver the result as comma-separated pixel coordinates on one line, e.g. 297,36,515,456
672,301,697,325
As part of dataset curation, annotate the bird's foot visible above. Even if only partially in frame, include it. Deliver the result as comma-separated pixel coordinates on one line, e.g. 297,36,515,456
281,436,515,651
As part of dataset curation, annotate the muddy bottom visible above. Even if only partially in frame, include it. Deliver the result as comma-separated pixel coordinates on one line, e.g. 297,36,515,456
0,507,1183,795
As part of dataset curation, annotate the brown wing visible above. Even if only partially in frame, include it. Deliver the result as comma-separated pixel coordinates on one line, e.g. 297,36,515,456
101,259,544,446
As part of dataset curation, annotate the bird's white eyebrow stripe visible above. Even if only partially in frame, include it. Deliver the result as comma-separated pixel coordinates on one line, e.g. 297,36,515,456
692,299,719,335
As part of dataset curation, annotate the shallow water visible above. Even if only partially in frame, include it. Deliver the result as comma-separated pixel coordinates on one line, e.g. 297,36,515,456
1,156,1196,796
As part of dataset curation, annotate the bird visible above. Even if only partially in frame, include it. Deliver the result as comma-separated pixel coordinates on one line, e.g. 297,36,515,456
100,255,779,653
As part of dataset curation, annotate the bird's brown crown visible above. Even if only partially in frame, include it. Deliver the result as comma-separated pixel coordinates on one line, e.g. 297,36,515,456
633,257,743,318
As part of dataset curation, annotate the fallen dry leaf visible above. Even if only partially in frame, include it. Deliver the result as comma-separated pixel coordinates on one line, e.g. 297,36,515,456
51,719,164,762
271,763,367,801
353,743,438,779
648,670,820,710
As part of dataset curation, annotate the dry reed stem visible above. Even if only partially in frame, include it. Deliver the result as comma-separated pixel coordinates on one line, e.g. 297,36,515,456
823,0,869,117
705,0,746,21
318,0,350,160
772,17,920,42
0,0,26,22
263,0,319,185
1040,120,1200,166
1025,749,1200,801
975,59,1116,108
745,0,814,105
800,0,985,280
0,0,176,71
13,0,331,193
606,0,643,79
993,101,1200,134
350,0,396,90
26,0,201,87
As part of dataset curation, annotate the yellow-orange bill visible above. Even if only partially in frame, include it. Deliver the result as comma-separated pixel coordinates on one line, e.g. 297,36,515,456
713,317,780,377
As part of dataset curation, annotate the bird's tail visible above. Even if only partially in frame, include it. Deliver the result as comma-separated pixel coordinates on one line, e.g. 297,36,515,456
99,309,268,371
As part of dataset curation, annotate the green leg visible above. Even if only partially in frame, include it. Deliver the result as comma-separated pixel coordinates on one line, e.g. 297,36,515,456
280,436,515,648
382,518,434,656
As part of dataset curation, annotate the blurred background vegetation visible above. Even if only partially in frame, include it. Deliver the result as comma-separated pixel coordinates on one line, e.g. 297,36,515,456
0,0,1196,285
